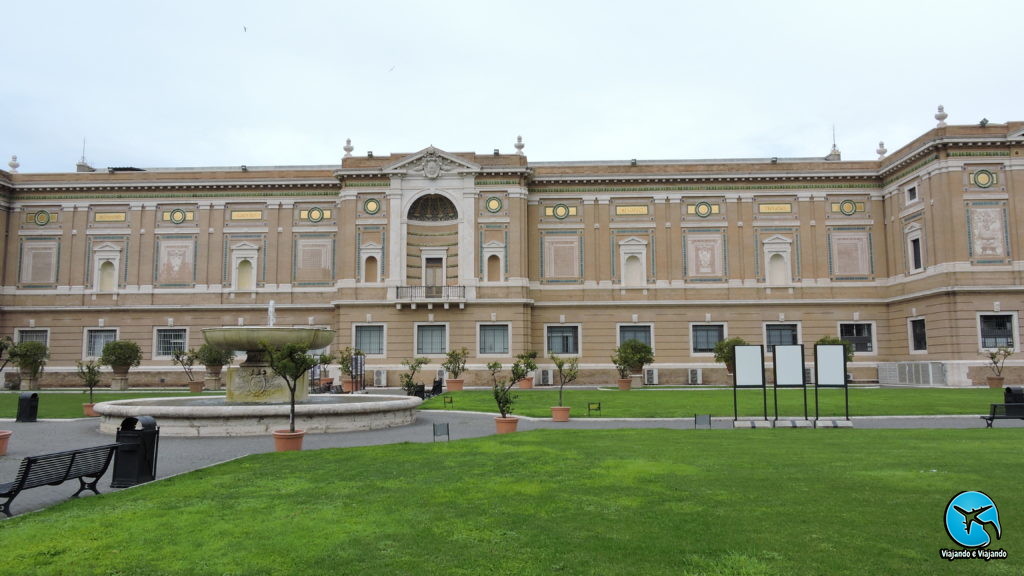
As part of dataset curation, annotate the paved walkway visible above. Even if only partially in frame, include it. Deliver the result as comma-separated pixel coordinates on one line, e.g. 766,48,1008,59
1,411,1018,519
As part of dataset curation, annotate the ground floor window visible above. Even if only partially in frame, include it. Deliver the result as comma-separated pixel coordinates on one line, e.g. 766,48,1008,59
839,323,873,353
765,323,798,353
691,324,724,354
416,324,447,355
546,325,579,355
355,325,384,355
479,324,509,355
16,329,48,345
86,329,117,358
155,328,187,358
910,318,927,351
618,325,652,348
980,314,1015,349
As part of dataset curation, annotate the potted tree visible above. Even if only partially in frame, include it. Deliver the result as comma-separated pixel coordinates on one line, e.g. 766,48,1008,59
489,360,521,433
515,351,538,389
400,357,429,396
172,349,204,393
442,347,469,391
77,359,103,416
335,346,363,392
611,339,654,390
100,340,142,390
262,341,331,451
713,336,749,377
194,343,234,391
549,353,579,421
982,346,1013,388
10,341,49,390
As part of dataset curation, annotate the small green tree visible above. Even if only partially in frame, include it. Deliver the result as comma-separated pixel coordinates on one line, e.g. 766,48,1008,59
489,361,519,418
262,341,332,433
400,357,429,395
713,337,749,373
550,352,579,407
336,346,364,380
0,336,13,373
611,339,654,378
76,360,103,404
171,349,197,382
100,340,143,369
10,341,49,379
815,335,855,363
442,347,469,379
983,346,1013,377
514,350,538,382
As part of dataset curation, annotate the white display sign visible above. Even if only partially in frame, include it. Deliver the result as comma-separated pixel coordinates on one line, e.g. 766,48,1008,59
774,345,804,386
734,345,764,387
815,344,847,386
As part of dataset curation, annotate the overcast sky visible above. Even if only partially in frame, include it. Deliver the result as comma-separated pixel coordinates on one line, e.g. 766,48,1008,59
3,0,1022,173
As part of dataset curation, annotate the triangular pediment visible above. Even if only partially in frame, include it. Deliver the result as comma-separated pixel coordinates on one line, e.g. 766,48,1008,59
93,242,121,253
482,240,505,249
763,234,792,245
385,146,481,178
361,241,383,250
618,236,649,246
230,241,261,251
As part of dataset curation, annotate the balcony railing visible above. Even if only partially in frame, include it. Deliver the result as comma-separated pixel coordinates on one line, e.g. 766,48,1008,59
395,285,466,301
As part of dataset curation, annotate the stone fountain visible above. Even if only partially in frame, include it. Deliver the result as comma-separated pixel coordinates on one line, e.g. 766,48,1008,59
93,302,421,436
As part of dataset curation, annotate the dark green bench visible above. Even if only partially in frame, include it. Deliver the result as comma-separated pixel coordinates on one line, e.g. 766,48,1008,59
981,403,1024,428
1,443,119,517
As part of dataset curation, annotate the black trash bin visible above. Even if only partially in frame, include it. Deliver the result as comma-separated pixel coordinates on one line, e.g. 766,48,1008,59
15,392,39,422
1005,387,1024,404
112,416,160,488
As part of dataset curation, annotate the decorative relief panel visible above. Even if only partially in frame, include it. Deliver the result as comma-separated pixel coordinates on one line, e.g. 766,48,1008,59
541,232,582,282
154,236,196,286
19,238,60,286
684,233,726,280
293,235,335,284
827,229,873,280
966,201,1010,264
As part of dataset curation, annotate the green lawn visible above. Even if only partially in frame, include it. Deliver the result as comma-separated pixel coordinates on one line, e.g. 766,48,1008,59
0,429,1019,575
421,387,1004,418
0,391,210,419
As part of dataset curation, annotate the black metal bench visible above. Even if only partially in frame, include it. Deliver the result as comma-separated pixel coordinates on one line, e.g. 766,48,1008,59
0,443,120,517
982,403,1024,428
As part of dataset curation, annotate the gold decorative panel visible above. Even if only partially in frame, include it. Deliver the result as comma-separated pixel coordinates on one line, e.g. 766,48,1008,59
615,205,649,216
230,211,263,221
94,212,127,222
758,204,792,214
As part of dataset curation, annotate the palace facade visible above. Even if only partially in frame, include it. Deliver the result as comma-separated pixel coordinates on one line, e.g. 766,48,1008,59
2,120,1022,388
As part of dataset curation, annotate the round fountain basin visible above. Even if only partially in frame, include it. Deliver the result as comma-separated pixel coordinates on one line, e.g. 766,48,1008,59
93,394,422,437
202,327,336,353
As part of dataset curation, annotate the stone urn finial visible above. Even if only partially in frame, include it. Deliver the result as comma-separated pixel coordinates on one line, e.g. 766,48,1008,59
935,105,948,127
7,155,19,173
343,138,354,159
514,135,525,155
876,141,887,159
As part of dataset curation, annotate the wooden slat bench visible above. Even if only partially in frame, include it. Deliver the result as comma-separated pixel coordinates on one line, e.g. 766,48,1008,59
0,443,120,517
981,403,1024,428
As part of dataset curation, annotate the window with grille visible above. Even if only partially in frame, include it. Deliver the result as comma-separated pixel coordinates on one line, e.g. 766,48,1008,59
16,329,48,345
765,324,798,353
479,324,509,355
355,325,384,355
692,325,725,354
416,325,446,355
980,314,1014,349
86,329,117,358
546,326,579,355
156,328,187,358
619,325,652,348
910,319,927,351
839,323,873,353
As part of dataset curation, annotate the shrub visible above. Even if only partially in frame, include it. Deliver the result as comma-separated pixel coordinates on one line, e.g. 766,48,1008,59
712,337,749,373
336,346,364,379
400,357,429,395
194,343,235,367
100,340,143,369
10,341,49,379
815,335,855,363
983,346,1013,377
611,339,654,378
442,347,469,379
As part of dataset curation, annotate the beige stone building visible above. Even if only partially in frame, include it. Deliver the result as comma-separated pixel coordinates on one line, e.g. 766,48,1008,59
2,119,1022,388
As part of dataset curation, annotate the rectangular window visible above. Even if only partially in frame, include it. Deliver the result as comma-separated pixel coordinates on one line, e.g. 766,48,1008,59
86,329,117,358
839,323,874,353
765,324,798,353
479,324,509,355
16,329,49,345
980,314,1014,349
906,185,918,204
910,319,927,352
692,324,725,354
546,326,579,355
416,325,447,355
619,325,652,348
354,325,384,355
910,238,922,271
155,328,187,358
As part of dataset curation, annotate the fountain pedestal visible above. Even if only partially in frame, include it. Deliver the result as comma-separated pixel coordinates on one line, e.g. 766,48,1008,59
225,365,309,403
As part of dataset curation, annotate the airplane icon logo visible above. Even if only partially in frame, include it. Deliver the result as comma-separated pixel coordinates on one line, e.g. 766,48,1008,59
945,492,1001,548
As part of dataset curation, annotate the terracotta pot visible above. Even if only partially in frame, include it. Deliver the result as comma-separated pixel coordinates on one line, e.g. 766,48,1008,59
494,417,519,434
83,403,99,417
446,378,464,391
273,429,306,451
518,377,533,389
987,376,1005,389
205,365,223,377
342,378,354,393
112,365,131,376
551,406,571,422
189,381,205,394
0,430,11,456
617,378,632,391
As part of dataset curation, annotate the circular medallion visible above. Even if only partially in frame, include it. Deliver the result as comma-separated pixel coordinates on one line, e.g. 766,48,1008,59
974,169,994,188
363,199,381,215
307,207,324,223
33,210,51,226
552,203,570,220
169,208,187,224
839,200,857,216
694,202,713,218
486,197,503,213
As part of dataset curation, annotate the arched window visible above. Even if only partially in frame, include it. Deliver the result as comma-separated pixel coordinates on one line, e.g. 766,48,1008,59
237,259,254,291
364,256,379,283
487,254,501,282
98,261,117,292
407,194,458,222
